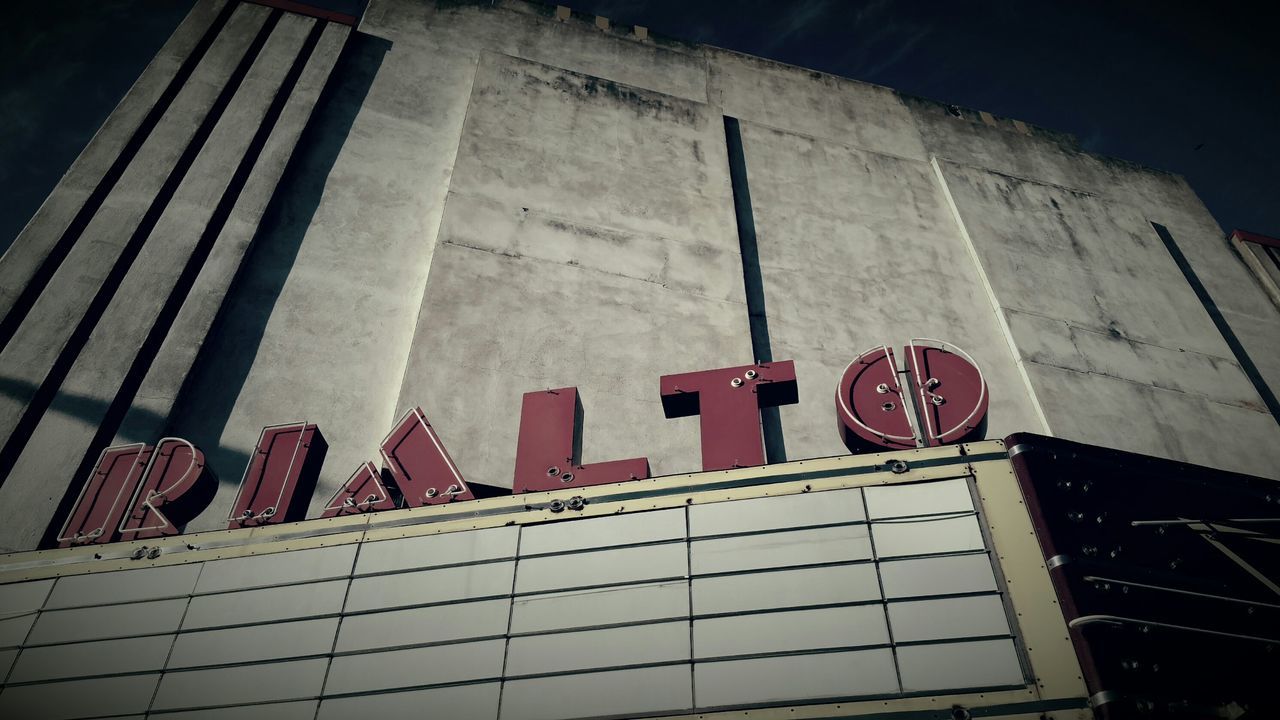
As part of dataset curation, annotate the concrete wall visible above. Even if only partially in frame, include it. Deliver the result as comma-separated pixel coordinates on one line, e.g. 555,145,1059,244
912,97,1280,478
0,0,1276,551
714,52,1044,462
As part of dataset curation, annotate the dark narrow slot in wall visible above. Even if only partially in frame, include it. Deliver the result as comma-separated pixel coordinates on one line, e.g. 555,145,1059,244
1151,222,1280,426
0,10,286,496
0,1,238,355
38,15,331,548
724,116,786,463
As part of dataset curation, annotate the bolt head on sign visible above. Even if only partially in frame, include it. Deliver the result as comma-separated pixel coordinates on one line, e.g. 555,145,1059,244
836,339,988,451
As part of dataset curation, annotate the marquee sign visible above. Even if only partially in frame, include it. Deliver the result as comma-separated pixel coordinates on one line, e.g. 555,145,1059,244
54,341,989,547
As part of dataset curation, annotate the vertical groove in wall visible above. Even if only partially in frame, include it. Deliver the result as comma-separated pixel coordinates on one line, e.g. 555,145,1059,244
723,116,786,464
0,0,238,355
1151,222,1280,426
38,15,328,549
0,9,284,501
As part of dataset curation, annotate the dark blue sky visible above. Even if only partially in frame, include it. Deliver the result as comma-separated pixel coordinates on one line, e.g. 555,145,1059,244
2,0,1276,254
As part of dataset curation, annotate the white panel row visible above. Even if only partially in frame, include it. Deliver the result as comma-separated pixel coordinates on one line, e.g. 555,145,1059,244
18,580,361,648
325,639,504,695
888,595,1011,642
9,634,173,683
898,638,1023,691
346,561,514,612
0,579,52,647
519,509,685,555
692,638,1023,708
872,514,985,558
692,563,880,614
0,611,38,649
694,605,889,658
336,598,510,652
687,553,998,615
153,658,328,710
683,478,973,540
168,618,338,668
0,674,159,720
4,594,1008,693
356,526,518,575
688,488,865,536
195,545,357,594
28,598,187,644
510,580,688,633
878,552,997,598
317,684,498,720
506,622,688,676
1,544,359,620
0,646,1023,720
864,478,974,519
500,665,692,720
183,578,348,629
44,564,200,609
515,543,686,594
695,649,898,708
35,551,994,653
691,525,872,575
156,700,318,720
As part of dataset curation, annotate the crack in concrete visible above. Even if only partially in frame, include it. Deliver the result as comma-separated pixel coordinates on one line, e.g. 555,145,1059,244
439,238,748,307
1024,358,1267,414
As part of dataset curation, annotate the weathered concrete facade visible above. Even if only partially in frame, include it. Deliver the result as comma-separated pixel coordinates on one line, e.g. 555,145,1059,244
0,0,1276,552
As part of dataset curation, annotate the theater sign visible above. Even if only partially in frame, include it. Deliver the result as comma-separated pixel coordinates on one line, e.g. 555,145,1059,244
0,345,1274,719
52,340,989,549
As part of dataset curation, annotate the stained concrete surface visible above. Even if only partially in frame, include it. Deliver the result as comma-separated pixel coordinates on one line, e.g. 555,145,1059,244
739,120,1044,462
393,52,750,484
933,157,1280,478
1,0,1278,549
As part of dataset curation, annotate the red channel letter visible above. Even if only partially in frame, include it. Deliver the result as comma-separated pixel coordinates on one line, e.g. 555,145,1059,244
117,438,217,540
228,423,328,528
660,361,798,471
836,339,989,451
322,461,398,517
57,444,152,547
513,387,650,493
905,340,988,445
836,346,917,451
380,407,477,506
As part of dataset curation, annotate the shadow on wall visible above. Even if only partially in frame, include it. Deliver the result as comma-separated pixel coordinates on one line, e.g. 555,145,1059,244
162,31,391,489
0,376,162,444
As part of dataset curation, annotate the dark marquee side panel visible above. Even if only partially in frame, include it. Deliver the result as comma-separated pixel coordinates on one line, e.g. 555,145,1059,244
1008,433,1280,719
